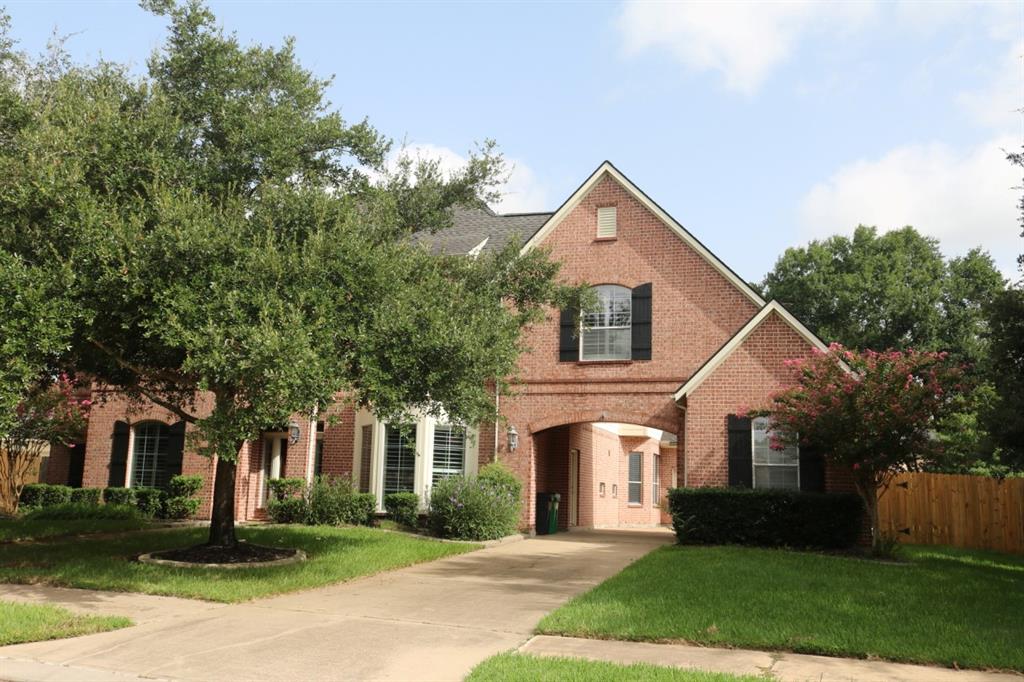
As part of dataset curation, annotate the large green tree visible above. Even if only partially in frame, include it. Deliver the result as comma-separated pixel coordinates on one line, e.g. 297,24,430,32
760,226,1005,365
0,2,580,546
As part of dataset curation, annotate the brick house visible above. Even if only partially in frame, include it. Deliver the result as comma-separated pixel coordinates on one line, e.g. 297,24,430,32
45,161,850,530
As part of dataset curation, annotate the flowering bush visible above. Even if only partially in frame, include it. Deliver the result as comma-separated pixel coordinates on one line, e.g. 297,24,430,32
1,375,90,516
428,464,522,540
766,344,965,552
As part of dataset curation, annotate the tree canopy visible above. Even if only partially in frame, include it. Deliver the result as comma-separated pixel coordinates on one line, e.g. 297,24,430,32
0,2,582,545
760,226,1005,366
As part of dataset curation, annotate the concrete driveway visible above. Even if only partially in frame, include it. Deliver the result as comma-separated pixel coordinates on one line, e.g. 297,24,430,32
0,528,671,682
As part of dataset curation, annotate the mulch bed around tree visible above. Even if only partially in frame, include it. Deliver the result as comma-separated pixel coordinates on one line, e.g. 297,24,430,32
147,541,297,565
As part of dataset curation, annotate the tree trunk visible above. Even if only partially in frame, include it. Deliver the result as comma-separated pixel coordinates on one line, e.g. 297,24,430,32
855,477,881,553
207,450,239,547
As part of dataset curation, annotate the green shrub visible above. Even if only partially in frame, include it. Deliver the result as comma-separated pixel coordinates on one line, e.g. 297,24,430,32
132,487,163,517
267,477,306,501
268,497,308,524
667,487,863,550
168,475,203,499
103,487,134,506
19,484,73,508
162,497,201,520
23,503,141,521
306,475,375,526
69,488,102,506
429,468,522,541
384,492,420,528
478,462,523,500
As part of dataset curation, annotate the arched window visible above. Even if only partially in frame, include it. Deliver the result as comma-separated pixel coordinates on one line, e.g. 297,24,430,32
581,285,632,361
132,421,169,488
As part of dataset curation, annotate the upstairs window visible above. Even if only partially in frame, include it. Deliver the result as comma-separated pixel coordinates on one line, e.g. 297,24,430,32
752,417,799,490
581,285,632,361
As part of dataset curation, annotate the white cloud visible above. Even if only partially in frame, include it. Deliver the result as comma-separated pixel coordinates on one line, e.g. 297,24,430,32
385,143,549,214
957,40,1024,130
798,135,1020,276
616,0,874,94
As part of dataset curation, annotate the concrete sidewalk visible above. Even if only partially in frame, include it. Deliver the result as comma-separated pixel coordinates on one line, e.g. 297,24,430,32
0,528,671,682
520,635,1023,682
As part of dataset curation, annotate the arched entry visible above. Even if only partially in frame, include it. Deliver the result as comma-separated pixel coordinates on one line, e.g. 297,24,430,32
533,420,678,531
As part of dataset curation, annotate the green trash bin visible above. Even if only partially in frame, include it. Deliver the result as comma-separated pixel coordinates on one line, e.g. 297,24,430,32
548,493,560,534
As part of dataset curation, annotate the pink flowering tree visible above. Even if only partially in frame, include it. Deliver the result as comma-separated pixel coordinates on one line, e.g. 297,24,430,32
0,375,90,516
766,344,965,552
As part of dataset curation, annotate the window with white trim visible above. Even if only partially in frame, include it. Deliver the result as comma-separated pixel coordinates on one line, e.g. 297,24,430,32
652,454,661,507
581,285,631,361
752,417,799,490
432,425,466,483
131,422,168,488
384,424,416,495
627,451,643,504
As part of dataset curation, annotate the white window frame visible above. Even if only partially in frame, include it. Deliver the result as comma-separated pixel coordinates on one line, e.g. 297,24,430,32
580,284,632,361
130,421,169,489
627,451,643,505
751,417,800,491
652,454,661,508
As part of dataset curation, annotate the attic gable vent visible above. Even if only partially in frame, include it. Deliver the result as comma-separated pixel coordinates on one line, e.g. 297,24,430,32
596,206,617,238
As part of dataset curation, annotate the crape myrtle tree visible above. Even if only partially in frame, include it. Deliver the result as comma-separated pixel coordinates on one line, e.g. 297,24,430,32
0,375,89,516
765,345,965,552
0,2,584,546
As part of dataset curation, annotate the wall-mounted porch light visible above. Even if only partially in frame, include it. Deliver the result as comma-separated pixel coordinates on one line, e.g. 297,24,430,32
288,420,301,445
506,425,519,452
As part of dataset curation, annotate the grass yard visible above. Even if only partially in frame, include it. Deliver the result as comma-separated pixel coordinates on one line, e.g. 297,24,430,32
0,600,131,646
538,544,1024,672
0,525,477,602
0,517,149,543
467,653,761,682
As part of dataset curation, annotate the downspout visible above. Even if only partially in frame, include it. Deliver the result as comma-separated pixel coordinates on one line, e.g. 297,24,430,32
676,399,688,488
493,389,500,463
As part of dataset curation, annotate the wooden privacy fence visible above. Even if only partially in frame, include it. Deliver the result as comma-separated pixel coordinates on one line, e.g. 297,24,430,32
878,472,1024,555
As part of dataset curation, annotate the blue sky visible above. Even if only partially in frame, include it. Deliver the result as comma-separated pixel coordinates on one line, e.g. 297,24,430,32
5,1,1022,280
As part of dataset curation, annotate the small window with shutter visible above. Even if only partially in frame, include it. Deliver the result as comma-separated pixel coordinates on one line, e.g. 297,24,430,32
627,451,643,504
596,206,617,238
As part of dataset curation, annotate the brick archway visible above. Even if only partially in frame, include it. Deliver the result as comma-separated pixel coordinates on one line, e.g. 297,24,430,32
528,409,679,436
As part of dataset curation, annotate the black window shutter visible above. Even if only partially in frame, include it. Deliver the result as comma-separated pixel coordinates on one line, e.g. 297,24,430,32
631,283,652,361
165,421,187,485
727,415,753,488
558,306,578,362
799,445,826,493
109,420,130,487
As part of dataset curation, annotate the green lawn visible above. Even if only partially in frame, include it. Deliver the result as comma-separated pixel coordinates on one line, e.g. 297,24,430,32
0,525,477,602
0,517,149,543
467,653,761,682
0,600,131,646
538,544,1024,672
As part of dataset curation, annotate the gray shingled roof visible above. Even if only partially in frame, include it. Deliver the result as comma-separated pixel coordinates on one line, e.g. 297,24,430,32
413,206,552,255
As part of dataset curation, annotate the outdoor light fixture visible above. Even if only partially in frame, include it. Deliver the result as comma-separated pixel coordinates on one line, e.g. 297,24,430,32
288,420,301,445
506,425,519,452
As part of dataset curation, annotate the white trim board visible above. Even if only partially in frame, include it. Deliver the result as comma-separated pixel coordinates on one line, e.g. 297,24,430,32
673,300,829,401
521,161,766,307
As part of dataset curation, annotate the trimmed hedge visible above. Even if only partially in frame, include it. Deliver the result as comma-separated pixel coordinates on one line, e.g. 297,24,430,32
133,487,163,517
23,503,142,521
19,484,72,508
161,475,204,519
306,476,375,526
69,488,102,506
668,487,863,550
267,497,308,524
103,487,134,506
168,475,203,499
384,492,420,528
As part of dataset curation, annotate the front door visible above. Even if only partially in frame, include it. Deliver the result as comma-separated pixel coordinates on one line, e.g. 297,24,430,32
261,435,288,506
